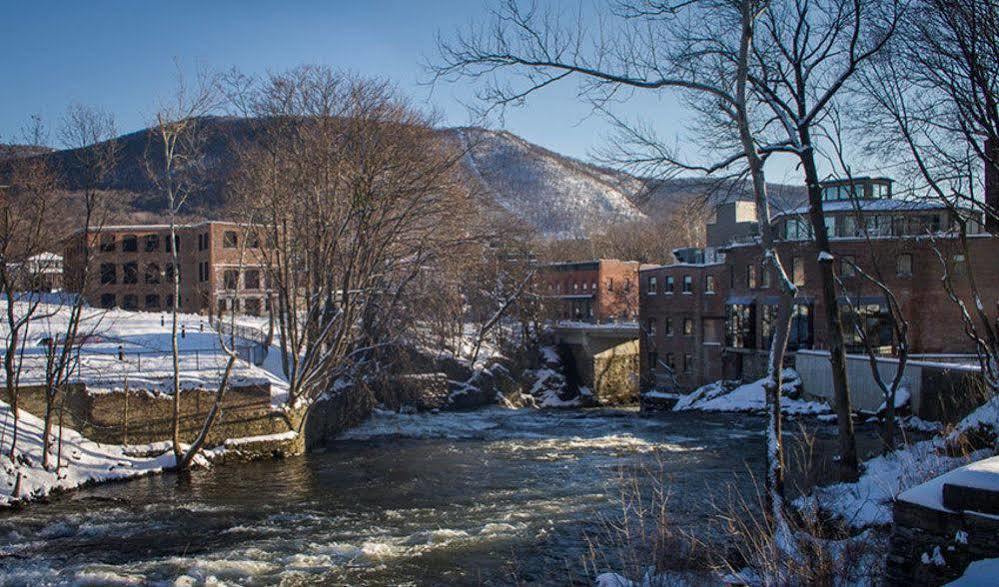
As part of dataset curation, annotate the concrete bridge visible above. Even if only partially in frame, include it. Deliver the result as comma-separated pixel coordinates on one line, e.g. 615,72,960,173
551,321,640,404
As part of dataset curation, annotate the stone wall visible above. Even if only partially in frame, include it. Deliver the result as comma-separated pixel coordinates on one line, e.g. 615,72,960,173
17,383,298,448
887,498,999,584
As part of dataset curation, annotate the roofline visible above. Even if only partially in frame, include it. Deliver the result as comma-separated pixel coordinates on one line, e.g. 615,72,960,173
70,220,266,235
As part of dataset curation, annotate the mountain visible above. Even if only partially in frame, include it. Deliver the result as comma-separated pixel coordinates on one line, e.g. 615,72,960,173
5,117,805,238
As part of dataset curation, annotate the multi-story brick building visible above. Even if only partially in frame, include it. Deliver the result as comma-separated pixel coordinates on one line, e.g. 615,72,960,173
64,221,274,316
541,259,643,322
640,177,999,392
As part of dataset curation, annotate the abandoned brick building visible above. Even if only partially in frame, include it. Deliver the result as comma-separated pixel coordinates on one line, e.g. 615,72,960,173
63,221,273,316
540,259,644,323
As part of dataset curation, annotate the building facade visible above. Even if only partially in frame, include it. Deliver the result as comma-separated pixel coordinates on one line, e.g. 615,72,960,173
640,177,999,392
541,259,644,323
64,222,274,316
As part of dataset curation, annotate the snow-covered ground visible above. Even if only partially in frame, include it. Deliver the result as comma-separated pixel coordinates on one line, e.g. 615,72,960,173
0,301,289,402
671,370,830,415
0,398,176,507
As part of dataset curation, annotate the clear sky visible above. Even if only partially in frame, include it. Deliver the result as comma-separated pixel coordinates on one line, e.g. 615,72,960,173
0,0,808,182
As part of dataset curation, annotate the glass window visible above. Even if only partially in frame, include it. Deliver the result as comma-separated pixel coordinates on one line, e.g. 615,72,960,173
122,262,138,285
647,275,658,294
746,265,756,289
245,269,261,290
725,304,756,349
144,234,160,252
100,235,115,252
897,254,913,276
665,317,673,336
247,232,261,249
100,293,115,308
223,231,238,248
665,353,675,370
683,317,694,336
683,353,693,374
682,275,692,293
122,294,138,310
144,294,160,310
144,263,160,284
705,275,716,293
647,351,658,375
646,318,656,338
100,263,116,285
224,270,239,290
841,302,892,351
245,298,262,316
122,235,137,252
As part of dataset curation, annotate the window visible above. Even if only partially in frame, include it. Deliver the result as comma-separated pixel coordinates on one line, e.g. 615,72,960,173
100,235,115,252
726,303,756,349
953,254,967,277
841,255,857,278
705,275,716,293
122,294,138,310
761,267,772,289
683,353,693,374
122,262,138,285
897,254,913,276
841,302,892,351
244,298,262,316
165,263,177,282
665,317,674,336
573,282,579,292
144,234,160,252
761,304,776,347
144,263,161,284
648,351,658,374
100,263,116,285
122,234,138,252
582,282,588,291
591,281,597,291
665,276,675,294
224,270,239,290
746,265,757,289
247,232,261,249
244,269,261,290
165,294,174,309
223,231,238,248
100,293,115,309
682,275,692,293
165,234,180,253
792,257,805,286
646,318,657,338
784,219,811,240
683,317,694,336
198,232,210,251
790,304,813,350
665,353,675,370
144,294,160,310
647,275,658,294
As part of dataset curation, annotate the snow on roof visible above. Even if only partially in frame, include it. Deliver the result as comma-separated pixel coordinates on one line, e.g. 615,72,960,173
773,198,953,219
70,220,264,235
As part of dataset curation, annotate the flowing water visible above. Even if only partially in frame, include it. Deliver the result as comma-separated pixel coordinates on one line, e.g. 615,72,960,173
0,408,780,586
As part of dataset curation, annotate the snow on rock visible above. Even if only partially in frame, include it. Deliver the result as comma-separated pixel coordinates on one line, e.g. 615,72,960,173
796,440,993,528
673,370,830,415
898,455,999,513
0,400,175,507
948,394,999,446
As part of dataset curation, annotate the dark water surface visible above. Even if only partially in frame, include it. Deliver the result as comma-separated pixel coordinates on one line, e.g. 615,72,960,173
0,408,776,586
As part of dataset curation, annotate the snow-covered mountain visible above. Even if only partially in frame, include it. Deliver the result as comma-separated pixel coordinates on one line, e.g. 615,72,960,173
5,118,804,238
446,127,648,238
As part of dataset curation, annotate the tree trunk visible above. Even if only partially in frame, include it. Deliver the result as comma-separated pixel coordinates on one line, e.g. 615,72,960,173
799,131,859,481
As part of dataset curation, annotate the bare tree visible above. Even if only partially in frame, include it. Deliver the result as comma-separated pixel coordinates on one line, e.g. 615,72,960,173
143,67,219,464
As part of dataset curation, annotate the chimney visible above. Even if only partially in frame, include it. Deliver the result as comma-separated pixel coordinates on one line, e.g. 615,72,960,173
986,137,999,233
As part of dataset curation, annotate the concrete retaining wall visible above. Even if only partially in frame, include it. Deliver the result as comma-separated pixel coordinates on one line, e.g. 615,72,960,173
796,351,985,422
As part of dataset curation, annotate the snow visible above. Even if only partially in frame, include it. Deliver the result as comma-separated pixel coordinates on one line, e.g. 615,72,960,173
673,370,830,415
0,399,176,507
818,251,835,262
223,431,298,448
898,455,999,513
0,301,290,405
947,558,999,586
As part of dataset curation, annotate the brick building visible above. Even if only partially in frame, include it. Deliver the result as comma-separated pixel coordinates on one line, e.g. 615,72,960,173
640,177,999,392
64,221,274,316
541,259,643,323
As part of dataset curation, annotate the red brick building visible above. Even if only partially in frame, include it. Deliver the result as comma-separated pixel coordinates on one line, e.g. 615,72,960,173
541,259,643,322
640,177,999,392
64,221,274,316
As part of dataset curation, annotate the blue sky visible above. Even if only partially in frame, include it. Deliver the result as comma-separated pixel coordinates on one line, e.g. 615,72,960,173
0,1,808,182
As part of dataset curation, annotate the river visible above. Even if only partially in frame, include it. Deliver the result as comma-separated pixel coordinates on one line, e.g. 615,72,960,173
0,407,815,586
